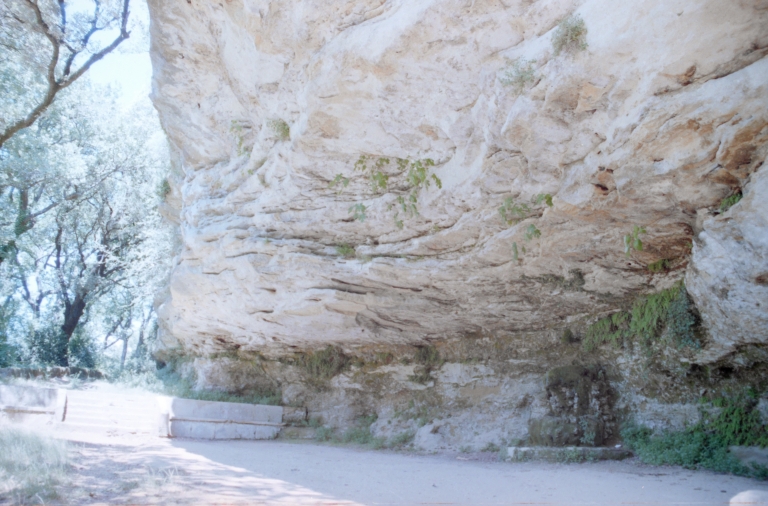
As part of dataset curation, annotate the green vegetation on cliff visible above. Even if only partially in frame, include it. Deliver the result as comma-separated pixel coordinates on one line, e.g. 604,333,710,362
583,282,698,352
623,392,768,479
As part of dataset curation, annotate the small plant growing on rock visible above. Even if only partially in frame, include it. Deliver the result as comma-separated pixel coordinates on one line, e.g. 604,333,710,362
335,244,356,258
647,259,670,273
582,281,700,353
329,174,350,194
719,192,742,212
267,118,290,141
552,14,588,56
349,203,367,222
500,58,537,93
623,225,646,257
408,345,443,384
300,345,350,388
524,224,541,241
157,178,171,200
499,197,530,224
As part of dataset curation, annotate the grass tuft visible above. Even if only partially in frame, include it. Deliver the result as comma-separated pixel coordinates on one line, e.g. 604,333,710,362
0,427,68,503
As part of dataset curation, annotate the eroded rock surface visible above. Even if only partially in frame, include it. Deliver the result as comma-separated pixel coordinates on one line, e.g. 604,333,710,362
147,0,768,447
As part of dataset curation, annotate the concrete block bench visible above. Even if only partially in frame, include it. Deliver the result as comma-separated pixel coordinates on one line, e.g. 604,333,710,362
157,397,285,440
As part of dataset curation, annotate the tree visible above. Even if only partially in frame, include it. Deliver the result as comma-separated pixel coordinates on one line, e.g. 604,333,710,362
0,0,132,149
1,78,173,367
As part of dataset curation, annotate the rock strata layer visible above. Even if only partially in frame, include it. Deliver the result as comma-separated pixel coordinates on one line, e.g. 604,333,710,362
147,0,768,446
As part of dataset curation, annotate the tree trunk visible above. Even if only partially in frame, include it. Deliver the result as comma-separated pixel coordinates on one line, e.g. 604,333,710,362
59,293,86,366
120,337,128,370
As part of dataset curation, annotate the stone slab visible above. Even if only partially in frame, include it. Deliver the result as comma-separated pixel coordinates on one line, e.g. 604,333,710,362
169,420,280,440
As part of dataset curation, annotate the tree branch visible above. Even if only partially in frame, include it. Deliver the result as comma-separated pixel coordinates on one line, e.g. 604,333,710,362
0,0,131,149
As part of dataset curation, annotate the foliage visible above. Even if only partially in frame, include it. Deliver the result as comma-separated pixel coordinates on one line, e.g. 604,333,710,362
352,155,441,229
389,431,416,448
335,243,356,258
498,197,530,225
647,259,669,273
512,242,519,262
328,174,350,194
552,14,588,56
623,225,646,257
499,193,552,225
408,345,443,384
0,427,68,503
535,193,554,208
500,59,537,93
267,118,290,141
622,393,768,479
0,75,174,368
229,121,250,156
0,0,134,149
118,362,281,405
299,345,350,384
524,224,541,241
719,193,742,212
348,203,367,222
157,178,172,199
582,282,699,352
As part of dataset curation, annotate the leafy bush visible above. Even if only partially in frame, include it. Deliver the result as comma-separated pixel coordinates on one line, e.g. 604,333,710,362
0,427,68,503
500,59,537,93
552,15,588,56
622,393,768,479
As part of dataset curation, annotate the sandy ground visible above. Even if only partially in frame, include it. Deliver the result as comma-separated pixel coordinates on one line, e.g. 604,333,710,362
48,432,768,506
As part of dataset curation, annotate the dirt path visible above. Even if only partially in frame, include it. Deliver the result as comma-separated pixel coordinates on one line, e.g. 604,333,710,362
54,435,768,505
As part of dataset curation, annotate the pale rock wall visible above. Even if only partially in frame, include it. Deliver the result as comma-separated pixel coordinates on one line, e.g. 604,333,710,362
147,0,768,446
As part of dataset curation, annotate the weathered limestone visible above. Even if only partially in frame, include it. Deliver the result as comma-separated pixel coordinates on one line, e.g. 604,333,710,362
687,165,768,364
146,0,768,447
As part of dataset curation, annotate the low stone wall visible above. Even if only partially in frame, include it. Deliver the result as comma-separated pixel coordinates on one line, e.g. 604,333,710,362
0,384,66,425
0,367,105,380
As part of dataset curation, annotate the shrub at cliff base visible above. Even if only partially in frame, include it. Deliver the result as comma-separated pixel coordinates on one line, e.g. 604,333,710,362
622,393,768,479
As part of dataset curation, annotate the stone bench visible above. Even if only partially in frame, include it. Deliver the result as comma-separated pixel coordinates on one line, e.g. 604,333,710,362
157,397,290,440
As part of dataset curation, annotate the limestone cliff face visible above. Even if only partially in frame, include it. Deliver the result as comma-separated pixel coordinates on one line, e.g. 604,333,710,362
147,0,768,446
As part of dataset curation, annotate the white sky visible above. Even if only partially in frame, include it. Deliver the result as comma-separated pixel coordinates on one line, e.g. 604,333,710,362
85,0,153,106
